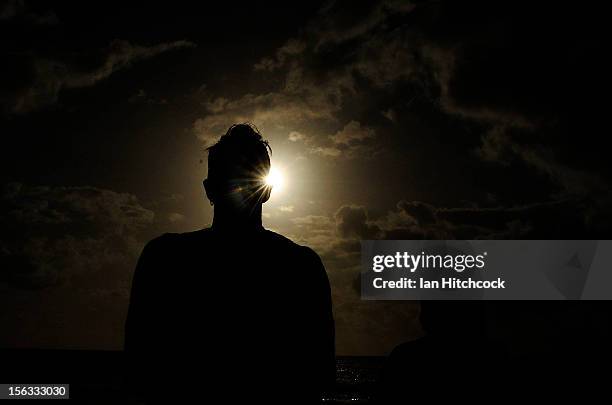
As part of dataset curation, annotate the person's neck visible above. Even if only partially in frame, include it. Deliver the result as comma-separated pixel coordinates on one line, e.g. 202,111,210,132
211,205,264,233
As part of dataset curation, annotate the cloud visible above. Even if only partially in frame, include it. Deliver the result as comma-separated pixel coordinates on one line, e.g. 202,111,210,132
397,200,436,225
404,4,608,198
0,0,58,25
335,205,381,239
309,120,378,158
0,182,194,349
295,197,608,265
286,193,609,354
241,1,610,199
330,120,375,144
0,0,24,20
311,0,415,49
382,108,396,122
3,39,195,114
192,58,357,148
480,128,608,197
0,182,156,289
193,90,341,146
254,39,307,71
291,214,337,253
379,198,612,240
191,2,415,162
128,89,168,105
288,131,307,142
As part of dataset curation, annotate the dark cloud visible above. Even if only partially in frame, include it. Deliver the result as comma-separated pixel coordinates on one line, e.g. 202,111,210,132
192,61,357,151
254,39,307,72
128,89,168,105
0,0,58,25
284,193,612,352
304,120,380,158
335,204,381,239
0,181,192,348
228,0,610,198
397,200,436,225
0,182,155,289
297,197,610,263
383,198,611,240
403,2,609,197
0,0,25,20
1,39,195,114
311,0,415,48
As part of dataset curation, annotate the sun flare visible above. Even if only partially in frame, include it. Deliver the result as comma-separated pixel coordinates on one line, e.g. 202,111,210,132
265,167,284,192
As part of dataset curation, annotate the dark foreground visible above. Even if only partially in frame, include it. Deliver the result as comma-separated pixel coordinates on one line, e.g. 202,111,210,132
3,346,610,403
1,350,383,403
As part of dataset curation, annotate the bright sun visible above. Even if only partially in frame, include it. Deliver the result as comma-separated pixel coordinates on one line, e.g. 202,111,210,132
265,167,284,192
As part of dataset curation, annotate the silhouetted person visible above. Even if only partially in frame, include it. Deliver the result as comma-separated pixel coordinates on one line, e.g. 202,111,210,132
377,301,488,403
125,124,335,403
378,301,612,403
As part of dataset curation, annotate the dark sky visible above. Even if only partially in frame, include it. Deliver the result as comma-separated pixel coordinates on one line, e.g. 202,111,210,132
1,0,610,355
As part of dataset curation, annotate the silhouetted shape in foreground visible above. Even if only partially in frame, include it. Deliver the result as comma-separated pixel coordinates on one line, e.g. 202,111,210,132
376,301,496,403
377,301,612,403
125,124,335,403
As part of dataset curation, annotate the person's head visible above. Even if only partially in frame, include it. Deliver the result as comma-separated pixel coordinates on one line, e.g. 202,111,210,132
204,123,272,215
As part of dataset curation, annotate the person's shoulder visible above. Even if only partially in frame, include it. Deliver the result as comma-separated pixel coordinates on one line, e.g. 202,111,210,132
172,227,214,241
142,228,213,252
263,229,323,264
263,229,297,246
